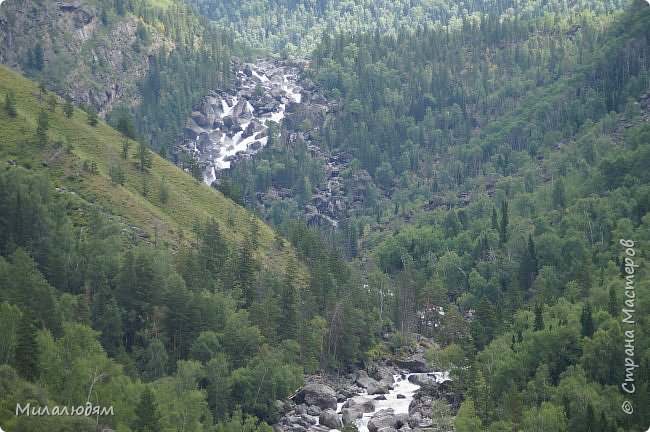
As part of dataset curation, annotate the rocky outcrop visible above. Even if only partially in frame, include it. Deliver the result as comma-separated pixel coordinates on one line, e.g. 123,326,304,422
0,0,163,115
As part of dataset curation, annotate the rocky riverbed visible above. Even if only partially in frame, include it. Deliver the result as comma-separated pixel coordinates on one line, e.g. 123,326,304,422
177,58,316,182
176,57,357,229
273,344,461,432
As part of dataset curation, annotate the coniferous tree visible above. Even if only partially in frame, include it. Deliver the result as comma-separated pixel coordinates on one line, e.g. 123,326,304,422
4,91,17,117
236,239,256,306
33,42,45,71
132,386,161,432
15,313,38,381
63,95,74,118
607,286,618,317
36,109,49,145
533,304,544,331
581,303,594,338
87,108,98,126
519,234,538,291
499,200,509,244
578,255,593,298
136,140,152,172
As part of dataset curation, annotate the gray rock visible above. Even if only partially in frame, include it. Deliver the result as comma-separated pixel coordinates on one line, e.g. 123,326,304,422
395,413,409,428
353,370,376,389
242,122,256,139
407,374,437,390
367,409,397,432
295,384,337,410
367,381,389,395
191,111,210,128
371,366,396,386
306,405,322,417
341,396,375,413
183,118,203,140
392,352,427,373
341,408,363,425
319,409,342,429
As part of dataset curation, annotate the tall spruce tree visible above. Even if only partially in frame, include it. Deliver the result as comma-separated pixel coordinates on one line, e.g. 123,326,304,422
499,201,509,244
133,386,161,432
15,313,38,381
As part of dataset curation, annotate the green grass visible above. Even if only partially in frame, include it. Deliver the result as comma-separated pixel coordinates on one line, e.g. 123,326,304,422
0,65,303,277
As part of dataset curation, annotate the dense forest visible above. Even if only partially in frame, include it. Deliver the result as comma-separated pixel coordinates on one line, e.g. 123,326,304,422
1,0,649,431
0,64,380,431
221,1,650,430
185,0,627,56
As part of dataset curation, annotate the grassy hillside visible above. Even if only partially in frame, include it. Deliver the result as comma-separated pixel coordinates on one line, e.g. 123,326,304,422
0,64,299,276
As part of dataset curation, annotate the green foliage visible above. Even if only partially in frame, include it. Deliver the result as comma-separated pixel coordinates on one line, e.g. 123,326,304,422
62,95,73,118
86,107,98,126
14,313,38,381
36,109,48,145
132,386,161,432
4,91,17,117
136,140,152,172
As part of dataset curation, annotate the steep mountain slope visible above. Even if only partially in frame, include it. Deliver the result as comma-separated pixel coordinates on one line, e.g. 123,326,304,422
0,63,298,272
0,0,234,148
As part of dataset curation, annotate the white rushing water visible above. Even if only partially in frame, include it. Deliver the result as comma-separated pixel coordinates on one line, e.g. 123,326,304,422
199,65,303,185
311,372,449,432
353,372,449,432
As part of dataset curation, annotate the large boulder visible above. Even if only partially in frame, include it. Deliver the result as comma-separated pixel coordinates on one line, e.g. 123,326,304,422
294,384,337,410
371,366,396,387
183,118,203,140
319,409,342,429
341,408,363,425
407,374,438,390
341,396,375,413
392,352,427,373
367,381,389,395
367,409,397,432
191,111,210,128
353,370,377,389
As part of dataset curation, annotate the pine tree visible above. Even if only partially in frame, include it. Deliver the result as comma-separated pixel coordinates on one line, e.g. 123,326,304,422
491,207,498,230
15,313,38,381
607,286,618,317
63,95,74,118
4,91,17,117
87,108,98,126
236,239,256,306
122,139,130,159
132,386,161,432
581,303,594,338
578,255,592,298
136,140,152,172
499,200,508,244
533,304,544,331
519,234,538,290
36,109,49,145
33,42,45,71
